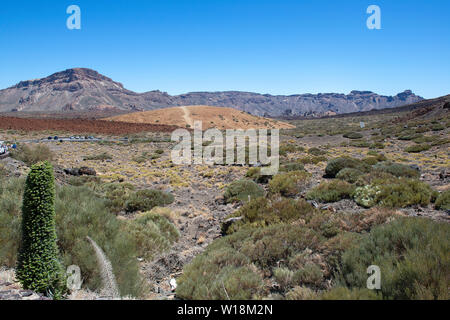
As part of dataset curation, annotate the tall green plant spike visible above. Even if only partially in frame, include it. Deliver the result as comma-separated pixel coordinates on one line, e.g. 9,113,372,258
16,161,64,295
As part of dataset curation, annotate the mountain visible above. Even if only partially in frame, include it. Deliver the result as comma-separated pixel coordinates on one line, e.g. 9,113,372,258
0,68,424,116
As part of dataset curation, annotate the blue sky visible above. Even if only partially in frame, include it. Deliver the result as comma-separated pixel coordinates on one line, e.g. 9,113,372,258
0,0,449,98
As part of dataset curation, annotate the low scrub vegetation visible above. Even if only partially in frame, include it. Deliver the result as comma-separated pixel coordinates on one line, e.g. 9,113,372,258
306,180,355,203
325,157,370,178
122,210,179,260
343,132,363,139
353,178,433,208
268,171,311,197
11,144,54,166
404,144,431,153
222,197,317,235
125,189,175,213
339,218,449,299
223,179,265,203
435,190,450,210
0,178,147,297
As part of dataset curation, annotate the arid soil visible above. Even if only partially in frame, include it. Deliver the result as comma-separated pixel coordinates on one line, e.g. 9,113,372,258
0,116,178,134
106,105,295,130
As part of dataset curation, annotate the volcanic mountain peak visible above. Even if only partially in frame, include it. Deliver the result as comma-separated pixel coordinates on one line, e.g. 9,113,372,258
13,68,123,89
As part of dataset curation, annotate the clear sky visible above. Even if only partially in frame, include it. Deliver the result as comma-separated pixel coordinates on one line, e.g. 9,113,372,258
0,0,449,98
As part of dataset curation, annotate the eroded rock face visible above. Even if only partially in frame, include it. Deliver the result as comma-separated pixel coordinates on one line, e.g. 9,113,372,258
0,68,423,116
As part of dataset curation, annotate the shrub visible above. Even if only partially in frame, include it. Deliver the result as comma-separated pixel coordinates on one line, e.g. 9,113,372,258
298,156,327,165
274,267,295,291
122,211,179,260
268,171,311,197
343,132,363,139
336,168,363,183
435,190,450,210
354,178,432,208
373,161,420,178
280,162,305,172
0,178,24,266
375,178,433,208
279,144,304,156
431,124,444,131
101,183,135,213
307,148,327,156
325,157,370,178
178,223,360,299
16,162,65,296
321,287,380,300
223,179,264,204
285,286,318,300
11,144,54,166
339,218,449,300
349,140,370,148
369,142,385,149
405,144,431,153
353,185,381,208
306,180,355,203
125,189,174,213
223,198,317,235
55,185,145,297
0,163,6,177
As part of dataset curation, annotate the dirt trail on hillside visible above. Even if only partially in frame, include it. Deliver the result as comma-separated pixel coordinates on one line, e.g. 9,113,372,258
181,106,194,128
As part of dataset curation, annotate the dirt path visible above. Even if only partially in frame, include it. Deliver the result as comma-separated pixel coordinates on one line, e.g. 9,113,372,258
181,106,194,128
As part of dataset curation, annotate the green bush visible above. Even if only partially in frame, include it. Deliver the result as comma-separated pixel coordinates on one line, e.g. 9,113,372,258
325,157,370,178
55,185,145,297
404,144,431,153
122,211,179,260
223,179,265,203
11,144,54,166
298,156,327,165
307,148,327,156
373,161,420,178
280,162,305,172
279,144,304,156
336,168,363,183
177,223,360,299
101,183,135,213
343,132,363,139
268,171,311,197
369,142,385,149
321,287,380,300
435,190,450,210
16,162,65,296
0,178,24,266
349,140,370,148
223,198,317,235
125,189,174,213
353,178,433,208
339,218,449,300
306,180,355,203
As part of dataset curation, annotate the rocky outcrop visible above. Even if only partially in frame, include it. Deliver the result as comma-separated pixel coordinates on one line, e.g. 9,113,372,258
0,68,423,116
